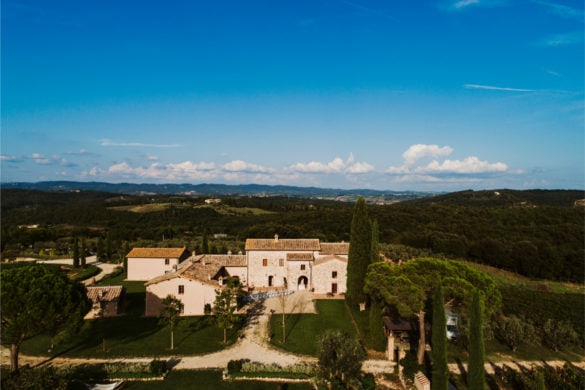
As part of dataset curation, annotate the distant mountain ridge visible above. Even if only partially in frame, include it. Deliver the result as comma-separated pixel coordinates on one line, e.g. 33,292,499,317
0,181,434,201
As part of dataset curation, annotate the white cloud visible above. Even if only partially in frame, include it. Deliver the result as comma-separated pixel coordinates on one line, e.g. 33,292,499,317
386,144,509,180
287,153,374,174
464,84,535,92
540,31,584,47
223,160,274,173
0,154,19,161
100,139,181,148
454,0,480,8
416,156,508,174
534,1,585,21
106,161,217,181
402,144,453,164
31,153,51,165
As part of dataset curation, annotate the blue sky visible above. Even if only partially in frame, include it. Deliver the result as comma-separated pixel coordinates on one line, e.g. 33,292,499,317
2,0,583,191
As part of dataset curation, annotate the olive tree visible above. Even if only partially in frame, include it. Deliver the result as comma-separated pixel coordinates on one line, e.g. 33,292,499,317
318,330,366,386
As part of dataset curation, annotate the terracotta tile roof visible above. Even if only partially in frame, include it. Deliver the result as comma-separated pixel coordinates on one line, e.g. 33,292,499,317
286,253,314,261
314,255,347,266
145,254,246,287
86,286,124,303
198,254,247,267
126,247,190,259
245,238,320,251
319,242,349,255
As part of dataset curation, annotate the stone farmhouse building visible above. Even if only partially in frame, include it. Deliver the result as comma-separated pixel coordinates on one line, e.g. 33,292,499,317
126,247,191,281
135,235,349,316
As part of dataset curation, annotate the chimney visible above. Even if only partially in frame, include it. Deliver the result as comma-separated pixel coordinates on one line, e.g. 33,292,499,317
274,234,279,243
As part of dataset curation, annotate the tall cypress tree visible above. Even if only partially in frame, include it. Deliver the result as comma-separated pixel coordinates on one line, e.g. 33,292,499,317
202,229,209,254
346,197,371,305
431,283,449,390
370,220,381,264
468,290,486,390
368,298,386,351
72,237,80,269
80,238,86,269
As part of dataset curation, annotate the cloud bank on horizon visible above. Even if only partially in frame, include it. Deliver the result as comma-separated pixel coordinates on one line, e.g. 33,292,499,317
1,0,583,191
1,143,522,190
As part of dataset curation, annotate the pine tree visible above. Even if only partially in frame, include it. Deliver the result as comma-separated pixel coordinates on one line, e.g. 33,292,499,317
72,237,80,269
346,197,371,305
431,283,449,390
468,290,486,390
370,219,381,264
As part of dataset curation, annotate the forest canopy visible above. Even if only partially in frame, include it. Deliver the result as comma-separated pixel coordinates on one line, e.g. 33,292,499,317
1,188,583,283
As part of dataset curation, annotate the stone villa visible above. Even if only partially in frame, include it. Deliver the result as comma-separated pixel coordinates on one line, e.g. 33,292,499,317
130,234,349,316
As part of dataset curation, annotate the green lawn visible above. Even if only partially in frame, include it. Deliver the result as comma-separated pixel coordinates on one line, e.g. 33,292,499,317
21,271,243,358
269,300,357,356
21,315,243,359
124,369,313,389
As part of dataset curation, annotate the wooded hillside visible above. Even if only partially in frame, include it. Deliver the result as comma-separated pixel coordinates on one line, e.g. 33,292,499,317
2,188,583,283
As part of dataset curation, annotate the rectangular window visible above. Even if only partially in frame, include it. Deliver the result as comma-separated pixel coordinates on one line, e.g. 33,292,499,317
279,258,284,267
300,264,306,271
332,271,337,279
262,258,268,267
165,258,170,265
178,285,184,295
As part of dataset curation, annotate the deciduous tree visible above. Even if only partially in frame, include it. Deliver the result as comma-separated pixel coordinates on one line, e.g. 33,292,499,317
318,330,366,386
159,295,184,350
1,265,90,371
214,278,243,343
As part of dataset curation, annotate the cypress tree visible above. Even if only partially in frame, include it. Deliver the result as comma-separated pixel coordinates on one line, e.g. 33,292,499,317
96,237,104,262
346,197,371,305
468,290,486,390
202,230,209,254
368,298,386,351
370,220,381,264
431,283,449,390
123,241,130,278
80,238,86,269
72,237,80,269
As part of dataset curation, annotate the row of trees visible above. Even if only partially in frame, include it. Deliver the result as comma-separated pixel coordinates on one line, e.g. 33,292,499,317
344,197,499,389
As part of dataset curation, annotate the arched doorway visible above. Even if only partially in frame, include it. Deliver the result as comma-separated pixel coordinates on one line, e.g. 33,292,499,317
297,276,308,291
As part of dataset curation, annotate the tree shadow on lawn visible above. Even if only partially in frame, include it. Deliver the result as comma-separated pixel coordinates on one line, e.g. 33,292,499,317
174,315,244,352
52,316,161,358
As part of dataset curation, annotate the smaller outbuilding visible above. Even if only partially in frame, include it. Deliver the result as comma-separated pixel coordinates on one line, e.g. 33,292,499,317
85,286,125,319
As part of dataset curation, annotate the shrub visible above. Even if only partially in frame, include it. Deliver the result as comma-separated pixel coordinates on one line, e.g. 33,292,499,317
227,359,246,373
543,319,578,351
149,359,167,376
1,365,69,390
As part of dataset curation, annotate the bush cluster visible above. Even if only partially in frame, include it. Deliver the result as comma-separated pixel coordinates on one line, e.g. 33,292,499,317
227,359,317,377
